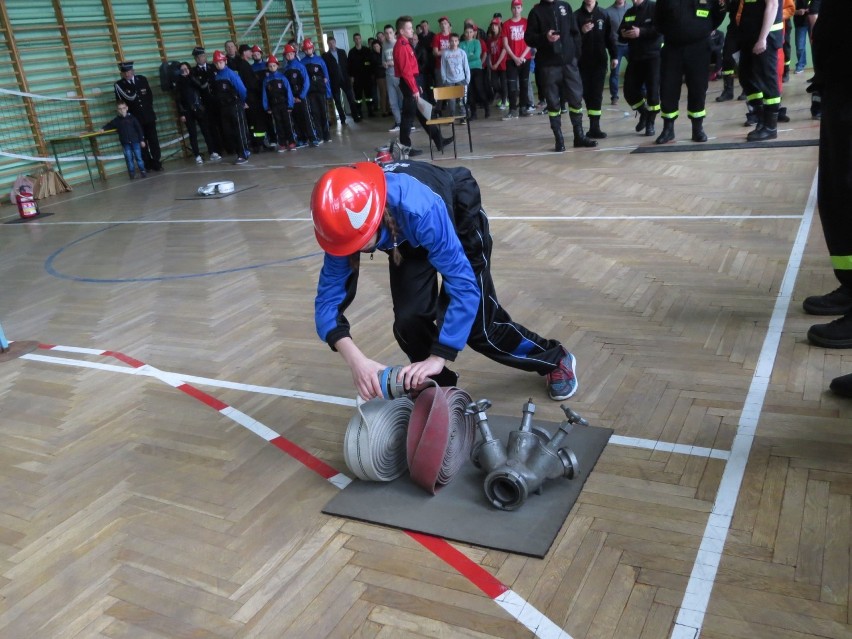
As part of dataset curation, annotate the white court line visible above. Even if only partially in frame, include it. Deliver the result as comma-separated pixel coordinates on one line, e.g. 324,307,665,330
21,351,727,460
669,170,819,639
609,435,729,460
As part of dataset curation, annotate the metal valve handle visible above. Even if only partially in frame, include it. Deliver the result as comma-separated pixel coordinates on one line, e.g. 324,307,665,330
560,404,589,426
465,399,492,415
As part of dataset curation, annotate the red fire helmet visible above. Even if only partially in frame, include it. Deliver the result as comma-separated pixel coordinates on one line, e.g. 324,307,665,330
311,162,388,256
283,43,297,55
212,50,227,63
302,38,314,52
267,54,279,65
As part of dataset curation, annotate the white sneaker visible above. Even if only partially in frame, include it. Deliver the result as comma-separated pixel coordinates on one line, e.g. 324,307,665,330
389,124,400,132
209,153,222,161
195,155,203,164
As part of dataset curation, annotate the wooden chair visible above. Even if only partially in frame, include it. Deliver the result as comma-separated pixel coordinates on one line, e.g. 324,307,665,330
425,85,473,160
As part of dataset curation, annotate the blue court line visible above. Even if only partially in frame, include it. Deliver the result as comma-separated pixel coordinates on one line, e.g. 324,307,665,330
44,222,322,283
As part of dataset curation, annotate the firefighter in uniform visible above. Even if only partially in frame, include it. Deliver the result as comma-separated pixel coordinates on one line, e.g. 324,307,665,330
736,0,784,140
311,160,580,402
262,55,296,151
618,0,663,137
524,0,598,151
114,61,162,171
575,0,618,139
211,50,250,164
715,0,741,102
654,0,726,144
282,44,316,147
349,34,375,117
190,47,224,159
803,0,852,386
301,38,332,144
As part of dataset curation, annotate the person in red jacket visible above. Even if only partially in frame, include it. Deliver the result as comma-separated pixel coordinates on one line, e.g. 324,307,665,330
393,16,452,158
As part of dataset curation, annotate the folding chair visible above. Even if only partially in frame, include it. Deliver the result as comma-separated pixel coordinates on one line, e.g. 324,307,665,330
425,85,473,160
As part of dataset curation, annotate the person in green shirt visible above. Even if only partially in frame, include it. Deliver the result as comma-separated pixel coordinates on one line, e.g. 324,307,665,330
460,24,490,119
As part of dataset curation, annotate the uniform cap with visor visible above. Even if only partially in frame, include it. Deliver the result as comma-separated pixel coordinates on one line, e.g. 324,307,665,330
311,162,388,256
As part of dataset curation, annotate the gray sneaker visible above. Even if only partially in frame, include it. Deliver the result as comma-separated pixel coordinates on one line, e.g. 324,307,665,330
502,110,519,120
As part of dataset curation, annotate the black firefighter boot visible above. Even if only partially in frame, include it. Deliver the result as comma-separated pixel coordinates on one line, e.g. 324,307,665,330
655,117,675,144
691,116,707,142
644,110,657,136
570,112,597,147
716,75,734,102
744,102,762,127
747,106,778,141
550,116,566,152
635,106,649,133
588,115,607,139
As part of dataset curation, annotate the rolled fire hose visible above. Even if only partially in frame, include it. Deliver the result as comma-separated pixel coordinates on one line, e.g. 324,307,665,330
406,386,475,494
343,397,414,481
342,382,475,493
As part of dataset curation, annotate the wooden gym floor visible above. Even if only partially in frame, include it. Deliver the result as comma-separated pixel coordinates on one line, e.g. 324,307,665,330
0,75,849,639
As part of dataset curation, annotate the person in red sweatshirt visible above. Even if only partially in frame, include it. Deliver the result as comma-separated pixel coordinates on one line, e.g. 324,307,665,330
393,15,452,157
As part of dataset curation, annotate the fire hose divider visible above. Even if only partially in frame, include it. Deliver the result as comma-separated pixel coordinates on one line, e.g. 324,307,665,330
344,397,414,481
406,386,475,495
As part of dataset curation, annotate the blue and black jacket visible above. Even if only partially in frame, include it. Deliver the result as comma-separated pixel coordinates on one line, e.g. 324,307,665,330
315,164,482,361
302,53,333,97
262,71,295,110
213,65,247,106
283,58,311,101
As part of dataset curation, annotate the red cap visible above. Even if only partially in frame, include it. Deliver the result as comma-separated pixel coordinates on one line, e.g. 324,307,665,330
511,0,522,6
284,43,297,55
251,44,262,53
212,50,227,63
438,16,450,24
302,38,314,52
267,54,279,65
491,17,501,25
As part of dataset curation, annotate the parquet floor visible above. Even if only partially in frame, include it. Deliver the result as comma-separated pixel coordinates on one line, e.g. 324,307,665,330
0,74,849,639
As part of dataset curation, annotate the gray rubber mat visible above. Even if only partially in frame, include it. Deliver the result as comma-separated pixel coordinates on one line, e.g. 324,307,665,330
632,138,817,154
322,413,612,558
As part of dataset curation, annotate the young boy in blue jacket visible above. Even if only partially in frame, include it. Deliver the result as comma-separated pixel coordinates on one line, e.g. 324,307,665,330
262,55,296,151
282,44,317,147
311,160,579,402
212,49,251,164
300,38,333,143
102,102,146,179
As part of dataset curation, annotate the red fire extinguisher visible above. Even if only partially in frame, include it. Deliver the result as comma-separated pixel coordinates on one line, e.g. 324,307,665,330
15,186,39,219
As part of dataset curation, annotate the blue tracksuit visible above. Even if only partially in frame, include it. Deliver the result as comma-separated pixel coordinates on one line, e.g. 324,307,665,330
262,71,295,110
283,58,310,101
315,161,565,373
213,66,247,103
302,53,333,98
316,171,479,358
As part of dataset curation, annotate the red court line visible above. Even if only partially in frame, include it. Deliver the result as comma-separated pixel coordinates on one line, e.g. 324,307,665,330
104,350,146,368
177,383,229,411
406,530,509,599
270,436,339,480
